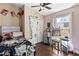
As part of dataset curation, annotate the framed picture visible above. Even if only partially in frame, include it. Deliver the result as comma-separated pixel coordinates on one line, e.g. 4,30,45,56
1,9,8,16
10,11,15,16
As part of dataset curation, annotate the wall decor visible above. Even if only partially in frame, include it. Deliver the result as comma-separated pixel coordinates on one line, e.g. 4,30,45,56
0,9,8,16
17,8,24,16
10,11,15,16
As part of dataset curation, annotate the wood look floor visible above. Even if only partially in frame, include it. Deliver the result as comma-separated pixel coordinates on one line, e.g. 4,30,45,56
35,42,78,56
35,42,62,56
35,43,54,56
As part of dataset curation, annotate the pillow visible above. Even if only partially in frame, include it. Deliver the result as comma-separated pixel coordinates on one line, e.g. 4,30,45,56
12,32,23,37
3,32,13,40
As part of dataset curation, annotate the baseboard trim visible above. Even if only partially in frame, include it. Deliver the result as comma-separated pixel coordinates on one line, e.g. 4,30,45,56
35,42,43,45
72,50,79,55
73,50,79,54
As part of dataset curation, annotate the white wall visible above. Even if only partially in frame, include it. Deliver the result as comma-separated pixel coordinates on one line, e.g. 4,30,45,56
0,4,19,26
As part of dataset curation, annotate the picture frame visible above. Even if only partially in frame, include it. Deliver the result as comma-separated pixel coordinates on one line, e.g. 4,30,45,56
0,9,8,16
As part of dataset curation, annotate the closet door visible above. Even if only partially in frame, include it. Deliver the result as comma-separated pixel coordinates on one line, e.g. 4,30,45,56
29,18,43,44
37,20,43,43
30,18,38,44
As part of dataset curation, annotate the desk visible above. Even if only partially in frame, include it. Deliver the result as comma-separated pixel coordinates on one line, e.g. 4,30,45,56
51,37,61,55
51,36,69,55
52,40,60,55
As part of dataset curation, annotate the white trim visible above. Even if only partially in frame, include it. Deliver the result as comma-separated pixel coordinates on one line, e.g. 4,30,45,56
73,50,79,54
69,13,73,41
54,13,72,37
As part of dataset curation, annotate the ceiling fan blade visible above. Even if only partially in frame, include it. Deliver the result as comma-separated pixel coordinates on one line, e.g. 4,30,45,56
39,8,42,12
40,3,51,7
45,6,51,9
31,5,40,7
44,3,51,5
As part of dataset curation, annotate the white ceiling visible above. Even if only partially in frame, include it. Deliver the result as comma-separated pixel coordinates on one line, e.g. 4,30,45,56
26,3,77,16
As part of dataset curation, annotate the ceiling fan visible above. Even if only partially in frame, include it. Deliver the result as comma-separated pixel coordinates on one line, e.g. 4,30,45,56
31,3,52,12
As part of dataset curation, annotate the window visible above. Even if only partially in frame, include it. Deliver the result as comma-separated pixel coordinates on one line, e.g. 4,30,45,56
55,14,71,37
55,15,70,28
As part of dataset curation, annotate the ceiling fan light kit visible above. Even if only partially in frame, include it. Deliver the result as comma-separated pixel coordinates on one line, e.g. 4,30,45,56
31,3,51,12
